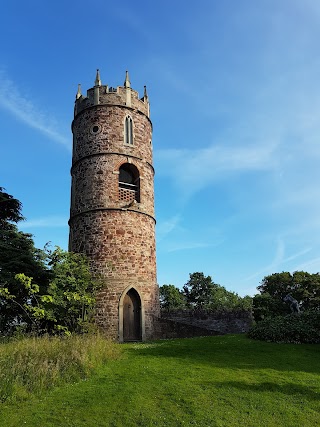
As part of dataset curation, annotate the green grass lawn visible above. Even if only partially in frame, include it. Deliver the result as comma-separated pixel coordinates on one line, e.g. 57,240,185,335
0,335,319,426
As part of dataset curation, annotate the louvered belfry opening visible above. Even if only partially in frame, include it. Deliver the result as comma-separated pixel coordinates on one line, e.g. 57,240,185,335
119,163,140,203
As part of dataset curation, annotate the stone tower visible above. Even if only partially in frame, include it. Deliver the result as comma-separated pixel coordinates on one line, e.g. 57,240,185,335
69,70,159,341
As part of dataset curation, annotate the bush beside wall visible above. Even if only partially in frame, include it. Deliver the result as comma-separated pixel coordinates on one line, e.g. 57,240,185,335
248,311,320,343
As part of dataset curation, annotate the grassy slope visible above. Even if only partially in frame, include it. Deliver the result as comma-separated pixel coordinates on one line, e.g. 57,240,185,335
0,335,319,427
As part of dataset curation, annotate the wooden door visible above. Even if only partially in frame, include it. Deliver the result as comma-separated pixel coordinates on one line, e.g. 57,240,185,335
123,289,141,341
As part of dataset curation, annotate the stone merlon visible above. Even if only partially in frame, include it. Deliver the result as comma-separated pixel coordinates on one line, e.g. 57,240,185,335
74,70,150,118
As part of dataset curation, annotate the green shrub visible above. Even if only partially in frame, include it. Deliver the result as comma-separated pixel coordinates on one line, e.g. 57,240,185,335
248,311,320,343
0,334,121,403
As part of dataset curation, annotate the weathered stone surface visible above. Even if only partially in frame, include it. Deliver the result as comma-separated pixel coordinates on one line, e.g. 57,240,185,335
160,310,253,337
69,76,159,341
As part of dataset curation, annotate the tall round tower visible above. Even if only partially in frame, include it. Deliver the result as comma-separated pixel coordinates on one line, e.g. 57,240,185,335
69,70,159,341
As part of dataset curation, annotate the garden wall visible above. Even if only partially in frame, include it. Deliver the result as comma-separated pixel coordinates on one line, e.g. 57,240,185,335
156,309,253,339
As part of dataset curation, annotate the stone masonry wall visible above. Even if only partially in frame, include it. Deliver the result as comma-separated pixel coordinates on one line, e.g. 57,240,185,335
76,86,149,118
72,105,153,166
70,154,155,218
69,78,159,340
160,310,253,337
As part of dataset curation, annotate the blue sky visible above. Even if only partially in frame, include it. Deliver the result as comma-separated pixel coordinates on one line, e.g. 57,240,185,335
1,0,320,296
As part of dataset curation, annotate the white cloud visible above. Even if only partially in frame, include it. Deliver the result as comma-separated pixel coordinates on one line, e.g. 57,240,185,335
167,241,222,253
155,140,278,200
22,216,68,228
293,257,320,273
241,238,285,283
241,240,313,284
0,70,70,149
156,214,181,241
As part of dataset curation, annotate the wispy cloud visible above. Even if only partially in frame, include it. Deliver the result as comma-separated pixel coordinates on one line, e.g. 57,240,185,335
242,239,312,283
0,70,70,149
22,216,68,229
294,257,320,272
167,241,222,253
242,238,285,283
156,214,181,241
155,140,278,200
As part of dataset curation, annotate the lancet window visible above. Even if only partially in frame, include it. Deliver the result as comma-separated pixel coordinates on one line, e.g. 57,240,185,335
124,116,133,145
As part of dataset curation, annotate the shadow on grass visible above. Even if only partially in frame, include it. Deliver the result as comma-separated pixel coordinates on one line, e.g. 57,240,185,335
124,335,320,374
214,380,320,401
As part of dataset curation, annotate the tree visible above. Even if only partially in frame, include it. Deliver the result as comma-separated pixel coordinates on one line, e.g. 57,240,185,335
182,272,214,309
1,247,102,335
183,272,214,309
0,188,49,332
253,271,320,320
159,284,186,310
0,187,24,225
252,293,283,321
182,272,252,311
45,247,102,333
0,188,101,335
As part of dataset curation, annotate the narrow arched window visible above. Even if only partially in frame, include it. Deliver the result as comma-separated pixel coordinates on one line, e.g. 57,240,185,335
119,163,140,203
124,116,133,145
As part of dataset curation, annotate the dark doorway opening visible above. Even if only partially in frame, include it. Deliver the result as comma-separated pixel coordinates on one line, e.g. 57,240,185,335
119,163,140,203
123,288,142,341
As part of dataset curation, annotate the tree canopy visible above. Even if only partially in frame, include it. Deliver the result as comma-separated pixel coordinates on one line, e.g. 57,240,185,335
0,188,101,335
0,187,24,225
0,187,49,332
160,272,252,312
159,284,186,310
183,272,252,311
253,271,320,320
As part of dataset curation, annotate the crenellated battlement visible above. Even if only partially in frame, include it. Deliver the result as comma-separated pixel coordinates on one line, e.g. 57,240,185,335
74,70,150,118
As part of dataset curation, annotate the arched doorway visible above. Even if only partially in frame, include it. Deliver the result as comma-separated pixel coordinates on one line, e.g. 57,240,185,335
123,288,142,341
